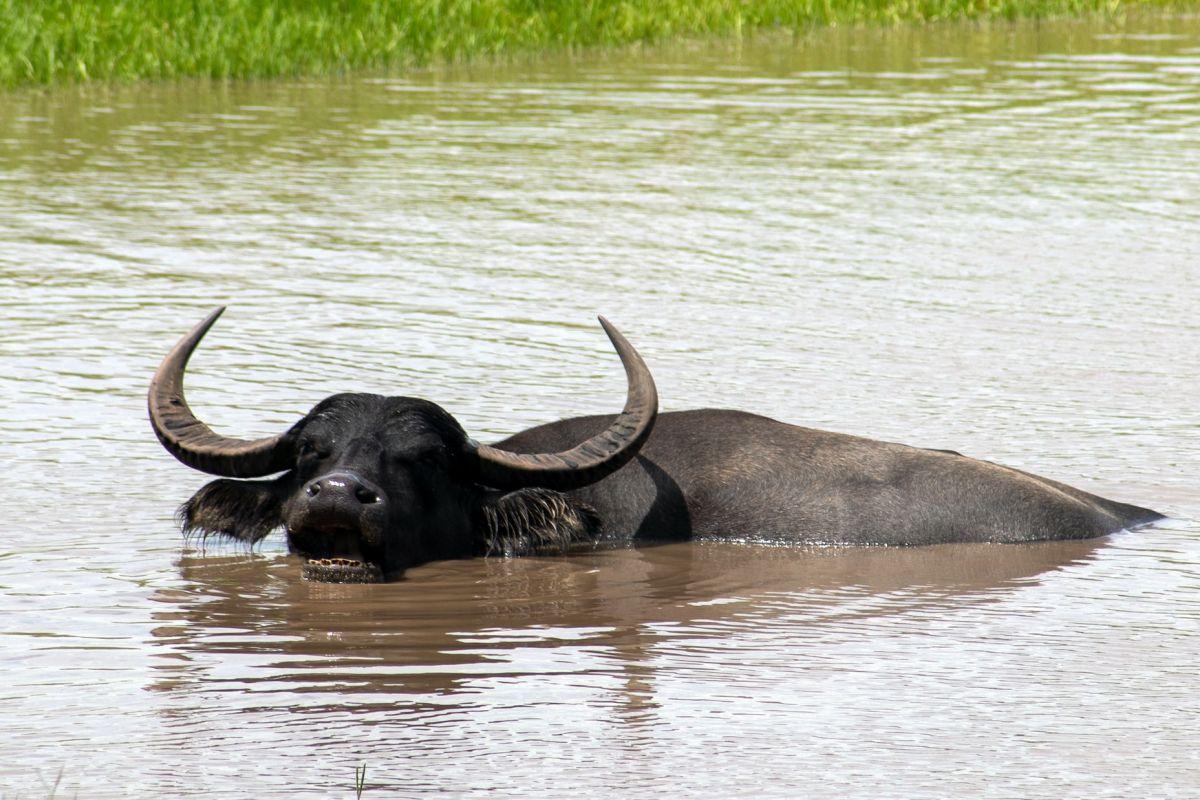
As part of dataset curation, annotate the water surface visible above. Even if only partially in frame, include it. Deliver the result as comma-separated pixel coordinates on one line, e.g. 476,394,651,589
1,13,1198,799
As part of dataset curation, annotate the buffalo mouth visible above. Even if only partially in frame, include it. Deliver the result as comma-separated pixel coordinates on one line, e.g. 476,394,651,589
301,557,384,584
288,523,386,584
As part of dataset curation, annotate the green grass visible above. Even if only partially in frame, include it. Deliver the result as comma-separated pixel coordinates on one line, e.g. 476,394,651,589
0,0,1182,87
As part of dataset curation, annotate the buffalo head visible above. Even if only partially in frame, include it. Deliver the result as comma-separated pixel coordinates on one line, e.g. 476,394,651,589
149,308,657,582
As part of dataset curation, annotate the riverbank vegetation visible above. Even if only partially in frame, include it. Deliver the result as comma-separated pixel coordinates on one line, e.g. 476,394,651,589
0,0,1181,87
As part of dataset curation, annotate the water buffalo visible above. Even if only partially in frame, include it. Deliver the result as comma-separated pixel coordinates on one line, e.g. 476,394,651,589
149,308,1162,583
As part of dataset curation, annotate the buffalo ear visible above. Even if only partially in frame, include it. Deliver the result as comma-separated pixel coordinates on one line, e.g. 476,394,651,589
179,477,287,543
479,488,600,557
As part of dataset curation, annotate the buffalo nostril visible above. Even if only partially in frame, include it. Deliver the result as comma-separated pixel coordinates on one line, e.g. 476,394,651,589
355,485,379,504
306,482,321,497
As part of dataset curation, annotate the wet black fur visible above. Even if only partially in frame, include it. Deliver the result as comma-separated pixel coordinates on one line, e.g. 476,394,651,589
179,477,286,544
174,399,1163,577
178,396,602,564
478,488,601,556
180,473,598,556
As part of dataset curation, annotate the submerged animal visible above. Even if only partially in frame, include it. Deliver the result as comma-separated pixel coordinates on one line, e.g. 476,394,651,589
149,308,1162,583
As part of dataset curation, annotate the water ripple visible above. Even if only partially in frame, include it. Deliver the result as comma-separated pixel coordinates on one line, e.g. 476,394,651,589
1,12,1199,799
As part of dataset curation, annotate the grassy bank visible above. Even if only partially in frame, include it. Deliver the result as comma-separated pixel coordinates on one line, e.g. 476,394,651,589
0,0,1180,87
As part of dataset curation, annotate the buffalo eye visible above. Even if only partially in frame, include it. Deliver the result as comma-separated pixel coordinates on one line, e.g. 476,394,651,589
389,447,446,470
420,448,444,465
298,438,331,460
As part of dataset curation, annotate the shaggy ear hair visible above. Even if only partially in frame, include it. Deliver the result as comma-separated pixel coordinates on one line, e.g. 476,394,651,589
179,478,286,544
479,488,601,557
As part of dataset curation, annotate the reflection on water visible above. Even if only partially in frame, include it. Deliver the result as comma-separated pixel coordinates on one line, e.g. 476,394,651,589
152,539,1105,700
140,538,1113,796
2,10,1199,799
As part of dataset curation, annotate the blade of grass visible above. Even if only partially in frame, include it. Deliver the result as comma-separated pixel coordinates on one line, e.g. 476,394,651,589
354,762,367,798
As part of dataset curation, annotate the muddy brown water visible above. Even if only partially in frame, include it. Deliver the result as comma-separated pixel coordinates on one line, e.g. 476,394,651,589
2,12,1199,799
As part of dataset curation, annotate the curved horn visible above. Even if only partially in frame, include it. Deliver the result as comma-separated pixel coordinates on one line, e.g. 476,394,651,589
469,317,658,491
148,307,292,478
